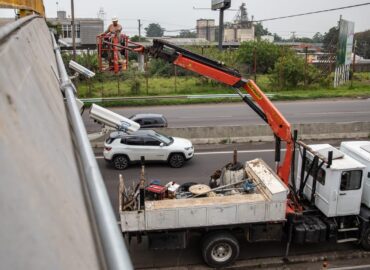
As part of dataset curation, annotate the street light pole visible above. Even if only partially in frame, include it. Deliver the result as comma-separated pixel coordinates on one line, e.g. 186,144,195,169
71,0,76,60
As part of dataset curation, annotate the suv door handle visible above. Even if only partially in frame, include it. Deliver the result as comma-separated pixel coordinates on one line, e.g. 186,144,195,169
339,193,346,196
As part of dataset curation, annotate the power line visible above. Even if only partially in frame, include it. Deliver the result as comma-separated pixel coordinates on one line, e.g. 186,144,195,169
193,6,239,11
163,2,370,34
253,2,370,23
108,2,370,36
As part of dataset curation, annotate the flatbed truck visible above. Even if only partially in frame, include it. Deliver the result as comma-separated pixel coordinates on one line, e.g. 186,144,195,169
115,40,370,267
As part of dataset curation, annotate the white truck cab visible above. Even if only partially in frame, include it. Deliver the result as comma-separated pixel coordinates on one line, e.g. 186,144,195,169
296,144,366,217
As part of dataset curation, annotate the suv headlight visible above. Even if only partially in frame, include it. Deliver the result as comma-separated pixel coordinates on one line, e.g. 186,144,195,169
185,146,193,151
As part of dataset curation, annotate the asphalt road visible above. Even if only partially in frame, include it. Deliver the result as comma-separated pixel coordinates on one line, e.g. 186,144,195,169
95,139,368,269
84,98,370,132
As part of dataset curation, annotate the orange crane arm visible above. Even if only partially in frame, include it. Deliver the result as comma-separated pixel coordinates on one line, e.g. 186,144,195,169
148,40,293,185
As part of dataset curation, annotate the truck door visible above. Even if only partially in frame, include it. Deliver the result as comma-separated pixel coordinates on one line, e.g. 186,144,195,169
336,170,363,216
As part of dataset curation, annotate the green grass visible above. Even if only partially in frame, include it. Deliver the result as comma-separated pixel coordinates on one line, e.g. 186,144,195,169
77,76,232,98
77,73,370,107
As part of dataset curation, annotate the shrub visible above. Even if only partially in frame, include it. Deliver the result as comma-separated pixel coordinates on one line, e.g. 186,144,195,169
269,53,320,89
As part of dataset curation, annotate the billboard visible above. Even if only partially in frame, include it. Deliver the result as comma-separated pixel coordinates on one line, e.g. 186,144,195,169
337,19,355,65
211,0,231,10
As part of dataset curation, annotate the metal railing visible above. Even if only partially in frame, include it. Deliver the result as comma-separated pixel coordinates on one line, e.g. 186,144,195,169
0,14,38,40
52,32,133,270
79,93,275,103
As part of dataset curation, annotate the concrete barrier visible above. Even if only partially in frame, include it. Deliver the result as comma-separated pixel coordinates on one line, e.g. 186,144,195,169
90,121,370,147
0,18,101,269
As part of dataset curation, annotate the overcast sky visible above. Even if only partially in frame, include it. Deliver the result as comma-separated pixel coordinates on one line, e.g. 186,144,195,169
1,0,369,38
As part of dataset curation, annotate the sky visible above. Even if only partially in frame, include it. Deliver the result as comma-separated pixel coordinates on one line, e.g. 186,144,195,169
1,0,369,38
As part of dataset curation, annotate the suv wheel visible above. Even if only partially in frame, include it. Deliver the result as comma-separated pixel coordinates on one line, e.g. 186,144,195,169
113,155,129,170
169,153,185,168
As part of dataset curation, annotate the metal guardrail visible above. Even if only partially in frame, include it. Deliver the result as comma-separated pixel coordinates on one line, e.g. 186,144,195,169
80,93,275,103
52,33,133,269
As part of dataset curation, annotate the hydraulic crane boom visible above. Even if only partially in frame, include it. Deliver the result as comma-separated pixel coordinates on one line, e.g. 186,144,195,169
147,39,293,185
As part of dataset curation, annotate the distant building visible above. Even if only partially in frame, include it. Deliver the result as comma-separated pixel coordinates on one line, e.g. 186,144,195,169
47,11,104,46
196,4,254,44
223,24,254,43
196,19,215,42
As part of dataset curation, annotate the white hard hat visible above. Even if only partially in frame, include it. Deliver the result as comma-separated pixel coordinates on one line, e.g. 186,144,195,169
112,16,118,22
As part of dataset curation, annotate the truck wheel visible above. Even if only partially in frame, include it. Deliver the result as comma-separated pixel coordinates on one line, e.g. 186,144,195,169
202,231,239,268
113,155,129,170
168,153,185,168
361,228,370,250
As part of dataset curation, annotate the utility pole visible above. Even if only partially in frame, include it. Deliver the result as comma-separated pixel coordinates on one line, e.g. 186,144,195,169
211,0,231,50
71,0,76,60
138,19,142,42
351,40,357,87
218,8,224,50
291,31,296,43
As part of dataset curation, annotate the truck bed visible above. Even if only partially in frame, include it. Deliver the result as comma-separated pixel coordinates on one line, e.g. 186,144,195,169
120,159,288,232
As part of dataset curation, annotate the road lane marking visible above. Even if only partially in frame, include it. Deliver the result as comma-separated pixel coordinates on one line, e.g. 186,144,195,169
329,265,370,270
95,148,286,159
305,111,370,115
195,149,286,155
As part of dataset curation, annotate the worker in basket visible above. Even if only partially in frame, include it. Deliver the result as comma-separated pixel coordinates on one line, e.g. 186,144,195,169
100,16,126,69
104,16,122,37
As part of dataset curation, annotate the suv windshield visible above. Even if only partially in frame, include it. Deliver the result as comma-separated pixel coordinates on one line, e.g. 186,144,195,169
152,131,173,145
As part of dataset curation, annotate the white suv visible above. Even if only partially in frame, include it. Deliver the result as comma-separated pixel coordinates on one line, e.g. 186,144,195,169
103,130,194,169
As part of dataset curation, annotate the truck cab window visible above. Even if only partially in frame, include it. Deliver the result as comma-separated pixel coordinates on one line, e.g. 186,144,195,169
304,158,326,185
340,170,362,191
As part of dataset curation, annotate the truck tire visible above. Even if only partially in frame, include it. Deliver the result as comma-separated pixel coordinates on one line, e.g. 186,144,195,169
113,155,129,170
168,153,185,168
361,228,370,250
202,231,239,268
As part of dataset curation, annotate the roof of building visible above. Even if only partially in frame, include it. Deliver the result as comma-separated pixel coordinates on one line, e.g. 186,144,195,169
47,18,103,24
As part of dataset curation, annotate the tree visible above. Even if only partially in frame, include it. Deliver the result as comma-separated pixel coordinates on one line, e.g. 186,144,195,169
177,30,197,38
294,37,314,43
269,53,320,89
273,33,283,42
145,23,165,37
254,22,271,39
355,30,370,59
312,32,324,43
322,27,339,51
238,41,282,73
130,35,148,42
